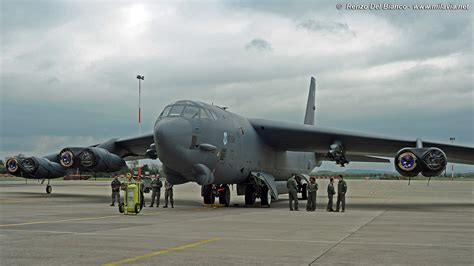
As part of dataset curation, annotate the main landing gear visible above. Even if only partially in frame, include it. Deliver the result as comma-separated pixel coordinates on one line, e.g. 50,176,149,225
202,184,231,207
42,179,52,194
245,183,271,207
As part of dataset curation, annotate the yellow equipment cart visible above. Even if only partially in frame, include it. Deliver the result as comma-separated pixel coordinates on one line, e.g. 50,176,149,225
119,181,142,215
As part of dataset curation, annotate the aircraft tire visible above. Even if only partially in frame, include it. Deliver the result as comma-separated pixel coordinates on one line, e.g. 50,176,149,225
135,203,141,214
245,185,256,206
301,184,307,200
119,203,124,213
46,185,52,194
203,185,214,204
260,187,271,207
219,185,230,207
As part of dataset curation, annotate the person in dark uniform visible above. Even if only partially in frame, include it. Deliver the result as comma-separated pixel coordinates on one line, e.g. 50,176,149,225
137,176,146,208
163,180,174,208
110,176,121,206
287,174,299,211
149,176,163,207
327,177,335,212
336,175,348,212
306,177,318,211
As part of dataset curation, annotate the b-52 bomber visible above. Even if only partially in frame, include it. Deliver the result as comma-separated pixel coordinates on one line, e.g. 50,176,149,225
6,77,473,206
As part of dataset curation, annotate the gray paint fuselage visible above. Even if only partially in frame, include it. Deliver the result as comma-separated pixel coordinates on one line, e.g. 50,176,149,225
154,100,320,185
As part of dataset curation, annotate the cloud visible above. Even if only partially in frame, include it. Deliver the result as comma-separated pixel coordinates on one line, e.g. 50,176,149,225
245,38,272,52
0,1,472,171
297,19,355,37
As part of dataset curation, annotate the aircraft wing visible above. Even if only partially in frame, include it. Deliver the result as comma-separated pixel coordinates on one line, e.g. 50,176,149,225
114,134,155,160
249,119,474,165
5,133,155,180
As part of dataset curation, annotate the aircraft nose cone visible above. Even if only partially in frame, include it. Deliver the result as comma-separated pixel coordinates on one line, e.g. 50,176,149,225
154,117,192,163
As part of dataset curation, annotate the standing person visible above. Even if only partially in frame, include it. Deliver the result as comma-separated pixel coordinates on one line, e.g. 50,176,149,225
126,173,135,182
327,177,335,212
149,176,163,207
306,177,318,211
110,176,121,206
336,175,348,212
287,174,299,211
163,180,174,208
137,176,146,208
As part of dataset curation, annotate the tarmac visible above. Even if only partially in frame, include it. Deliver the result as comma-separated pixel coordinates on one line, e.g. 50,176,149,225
0,179,473,265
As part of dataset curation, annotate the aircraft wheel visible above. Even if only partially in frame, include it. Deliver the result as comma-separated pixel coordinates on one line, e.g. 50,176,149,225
135,203,141,214
260,187,271,207
119,202,124,214
46,185,52,194
301,184,307,200
245,185,256,206
219,185,230,207
203,185,215,204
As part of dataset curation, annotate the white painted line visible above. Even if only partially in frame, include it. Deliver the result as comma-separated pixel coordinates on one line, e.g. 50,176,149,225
1,229,472,248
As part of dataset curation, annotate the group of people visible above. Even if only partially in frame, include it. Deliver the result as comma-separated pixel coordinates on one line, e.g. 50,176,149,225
110,175,175,208
287,174,347,212
111,174,348,212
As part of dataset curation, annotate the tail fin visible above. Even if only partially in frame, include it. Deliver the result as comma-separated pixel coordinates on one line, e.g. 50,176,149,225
304,77,316,125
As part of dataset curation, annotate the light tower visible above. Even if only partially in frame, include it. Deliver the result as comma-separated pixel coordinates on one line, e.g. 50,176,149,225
136,74,144,177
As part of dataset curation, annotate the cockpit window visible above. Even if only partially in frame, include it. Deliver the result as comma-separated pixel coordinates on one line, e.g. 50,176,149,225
159,103,217,121
169,105,184,116
160,106,171,117
200,108,211,119
209,110,218,120
182,106,199,119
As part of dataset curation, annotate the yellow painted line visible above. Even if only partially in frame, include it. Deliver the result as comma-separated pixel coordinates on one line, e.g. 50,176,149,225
0,215,118,227
102,238,221,266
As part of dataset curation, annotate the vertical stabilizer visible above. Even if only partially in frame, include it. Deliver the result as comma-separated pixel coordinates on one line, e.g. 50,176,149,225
304,77,316,125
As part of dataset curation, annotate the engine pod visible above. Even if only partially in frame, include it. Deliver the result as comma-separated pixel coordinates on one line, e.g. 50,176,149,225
394,148,422,177
6,158,21,175
76,147,126,173
394,147,448,177
18,156,66,179
420,148,447,177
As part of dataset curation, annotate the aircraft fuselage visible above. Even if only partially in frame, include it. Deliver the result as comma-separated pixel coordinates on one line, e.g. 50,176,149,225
154,100,320,185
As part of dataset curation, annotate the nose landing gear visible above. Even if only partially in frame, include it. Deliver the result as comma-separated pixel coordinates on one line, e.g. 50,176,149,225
202,184,231,206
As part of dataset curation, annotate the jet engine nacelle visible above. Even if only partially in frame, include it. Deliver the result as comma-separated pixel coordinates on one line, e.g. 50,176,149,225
394,147,447,177
59,147,126,173
6,156,66,179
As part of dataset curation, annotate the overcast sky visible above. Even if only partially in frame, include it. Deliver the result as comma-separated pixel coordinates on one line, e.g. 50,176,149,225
1,0,473,171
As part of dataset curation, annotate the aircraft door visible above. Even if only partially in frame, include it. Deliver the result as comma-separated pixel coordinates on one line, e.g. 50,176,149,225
232,116,245,175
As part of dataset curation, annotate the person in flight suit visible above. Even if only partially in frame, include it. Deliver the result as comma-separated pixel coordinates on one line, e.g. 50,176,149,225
137,176,146,208
327,177,336,212
306,176,318,211
110,176,121,206
149,176,163,207
287,174,299,211
163,180,174,208
336,175,348,212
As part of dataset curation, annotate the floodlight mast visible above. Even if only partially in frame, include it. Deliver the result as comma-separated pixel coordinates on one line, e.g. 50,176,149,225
136,75,144,177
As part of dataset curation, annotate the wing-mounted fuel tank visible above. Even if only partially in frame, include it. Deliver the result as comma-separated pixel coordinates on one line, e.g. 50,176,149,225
394,147,447,177
59,147,126,173
5,156,66,179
